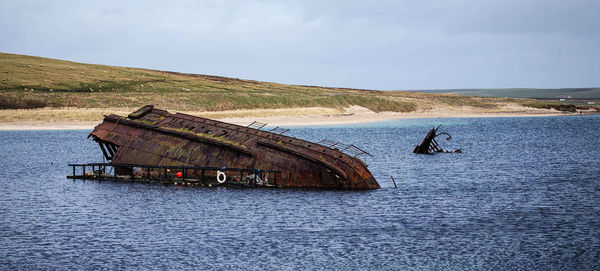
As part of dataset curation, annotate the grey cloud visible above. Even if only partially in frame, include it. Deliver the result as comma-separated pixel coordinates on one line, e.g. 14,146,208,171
1,0,598,89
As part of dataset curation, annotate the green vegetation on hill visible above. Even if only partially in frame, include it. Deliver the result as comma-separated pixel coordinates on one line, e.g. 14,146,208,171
0,52,418,112
0,52,589,115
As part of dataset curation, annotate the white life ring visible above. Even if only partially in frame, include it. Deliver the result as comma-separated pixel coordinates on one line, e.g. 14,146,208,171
216,171,226,183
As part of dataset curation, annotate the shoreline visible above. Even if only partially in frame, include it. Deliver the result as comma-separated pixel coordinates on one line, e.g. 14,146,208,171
0,106,592,130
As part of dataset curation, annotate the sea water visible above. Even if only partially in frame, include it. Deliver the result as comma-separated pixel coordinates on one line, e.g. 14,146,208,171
1,116,599,270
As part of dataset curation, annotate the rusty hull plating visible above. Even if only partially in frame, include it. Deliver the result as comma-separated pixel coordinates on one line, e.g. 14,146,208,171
88,105,380,190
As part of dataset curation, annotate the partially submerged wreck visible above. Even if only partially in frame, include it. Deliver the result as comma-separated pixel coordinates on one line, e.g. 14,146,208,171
413,125,461,154
74,105,380,190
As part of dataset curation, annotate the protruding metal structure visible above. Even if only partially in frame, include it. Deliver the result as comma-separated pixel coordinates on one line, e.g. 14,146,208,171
413,125,453,154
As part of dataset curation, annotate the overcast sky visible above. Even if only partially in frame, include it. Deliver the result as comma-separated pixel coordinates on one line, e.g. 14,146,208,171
1,0,599,90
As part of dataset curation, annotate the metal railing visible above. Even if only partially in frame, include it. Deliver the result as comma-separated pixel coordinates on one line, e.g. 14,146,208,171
67,163,281,187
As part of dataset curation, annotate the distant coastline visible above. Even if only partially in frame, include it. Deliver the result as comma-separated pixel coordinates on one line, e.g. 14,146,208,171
1,52,598,130
0,104,593,130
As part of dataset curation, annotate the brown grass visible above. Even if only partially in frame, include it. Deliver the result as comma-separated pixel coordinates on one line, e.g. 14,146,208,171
1,52,578,121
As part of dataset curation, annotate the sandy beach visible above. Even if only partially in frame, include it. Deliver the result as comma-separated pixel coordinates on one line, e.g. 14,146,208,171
0,103,589,130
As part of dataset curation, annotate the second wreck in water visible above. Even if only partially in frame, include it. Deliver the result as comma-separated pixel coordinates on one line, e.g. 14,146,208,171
85,105,380,190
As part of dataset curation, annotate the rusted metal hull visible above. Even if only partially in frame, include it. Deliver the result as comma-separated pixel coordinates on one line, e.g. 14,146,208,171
88,105,380,190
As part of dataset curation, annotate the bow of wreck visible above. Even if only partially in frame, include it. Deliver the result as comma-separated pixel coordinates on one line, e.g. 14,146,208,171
85,105,380,190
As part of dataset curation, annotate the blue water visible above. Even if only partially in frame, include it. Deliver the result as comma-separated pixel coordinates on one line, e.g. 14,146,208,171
1,116,599,270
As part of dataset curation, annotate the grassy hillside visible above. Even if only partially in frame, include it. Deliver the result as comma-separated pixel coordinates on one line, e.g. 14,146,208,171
0,52,584,119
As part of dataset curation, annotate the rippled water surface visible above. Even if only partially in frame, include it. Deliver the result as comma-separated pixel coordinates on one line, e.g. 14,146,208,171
1,116,599,270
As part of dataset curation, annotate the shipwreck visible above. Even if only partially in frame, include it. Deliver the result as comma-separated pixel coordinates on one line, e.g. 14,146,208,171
69,105,380,190
413,125,461,154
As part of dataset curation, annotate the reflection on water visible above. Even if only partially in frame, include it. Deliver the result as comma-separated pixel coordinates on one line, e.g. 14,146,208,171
1,116,599,270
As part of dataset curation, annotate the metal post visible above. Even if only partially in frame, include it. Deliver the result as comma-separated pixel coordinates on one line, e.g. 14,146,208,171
99,142,110,160
265,170,269,185
106,144,115,157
